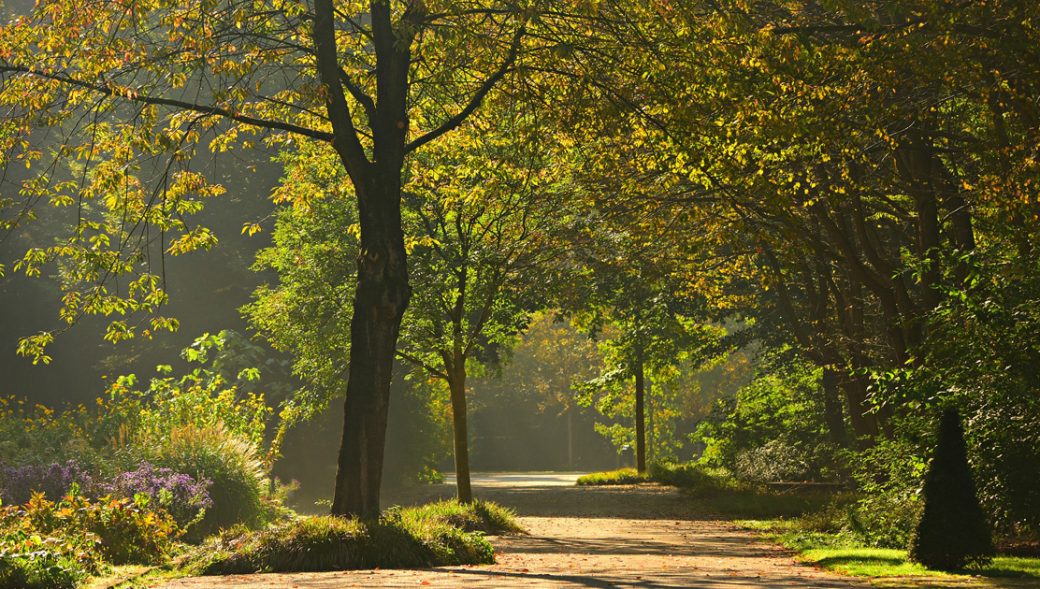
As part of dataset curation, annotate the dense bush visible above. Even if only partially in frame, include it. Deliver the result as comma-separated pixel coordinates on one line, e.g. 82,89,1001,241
0,333,283,544
733,440,815,483
909,409,994,570
14,492,179,565
841,438,924,548
0,547,88,589
188,500,517,574
691,354,838,482
0,498,101,589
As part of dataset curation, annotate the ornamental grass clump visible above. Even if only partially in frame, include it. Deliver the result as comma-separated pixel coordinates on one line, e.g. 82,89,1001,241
909,408,994,570
155,424,268,537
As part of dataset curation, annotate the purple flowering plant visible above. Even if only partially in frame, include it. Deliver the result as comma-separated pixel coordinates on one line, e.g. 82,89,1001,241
103,462,212,528
0,460,94,505
1,460,211,532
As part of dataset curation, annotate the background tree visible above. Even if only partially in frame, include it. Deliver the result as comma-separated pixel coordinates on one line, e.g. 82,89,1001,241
395,107,566,502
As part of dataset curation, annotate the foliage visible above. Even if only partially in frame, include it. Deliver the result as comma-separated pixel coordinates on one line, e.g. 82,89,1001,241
187,500,518,574
0,496,101,589
2,491,177,569
0,548,86,589
692,353,838,482
924,269,1040,536
1,459,210,532
0,332,281,539
909,409,994,570
845,438,926,548
733,440,841,485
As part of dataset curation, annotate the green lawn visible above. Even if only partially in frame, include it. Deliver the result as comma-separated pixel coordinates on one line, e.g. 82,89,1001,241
741,519,1040,582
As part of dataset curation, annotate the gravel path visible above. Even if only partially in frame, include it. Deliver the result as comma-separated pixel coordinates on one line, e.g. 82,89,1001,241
162,475,871,589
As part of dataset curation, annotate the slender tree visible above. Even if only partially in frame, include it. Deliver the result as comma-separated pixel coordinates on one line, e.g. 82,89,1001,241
396,110,564,502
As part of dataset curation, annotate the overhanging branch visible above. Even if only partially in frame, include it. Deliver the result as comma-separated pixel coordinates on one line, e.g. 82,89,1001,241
0,64,335,142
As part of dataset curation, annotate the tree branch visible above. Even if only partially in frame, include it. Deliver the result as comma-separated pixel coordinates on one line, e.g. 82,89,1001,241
0,65,334,142
395,349,447,380
405,23,526,154
313,0,370,176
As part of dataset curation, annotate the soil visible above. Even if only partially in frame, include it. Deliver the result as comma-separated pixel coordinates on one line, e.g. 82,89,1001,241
158,474,1023,589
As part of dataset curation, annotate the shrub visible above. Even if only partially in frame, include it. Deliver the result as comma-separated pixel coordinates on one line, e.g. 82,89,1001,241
733,440,815,483
909,408,994,570
386,499,523,535
0,461,95,505
188,500,517,574
0,549,87,589
648,462,738,495
104,462,212,530
690,355,830,472
0,490,178,588
576,468,647,486
153,425,269,537
844,438,924,548
0,500,101,589
12,492,179,565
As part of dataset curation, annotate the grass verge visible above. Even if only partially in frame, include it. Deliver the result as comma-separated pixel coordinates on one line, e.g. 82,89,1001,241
578,463,831,519
182,499,520,575
576,468,648,486
741,519,1040,581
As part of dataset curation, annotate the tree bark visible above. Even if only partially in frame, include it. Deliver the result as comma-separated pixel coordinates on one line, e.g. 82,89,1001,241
448,356,473,503
331,170,411,520
895,130,943,313
821,368,848,445
567,404,575,469
634,356,647,473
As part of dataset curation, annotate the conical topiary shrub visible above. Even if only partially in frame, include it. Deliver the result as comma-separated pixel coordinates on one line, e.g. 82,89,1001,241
909,407,994,570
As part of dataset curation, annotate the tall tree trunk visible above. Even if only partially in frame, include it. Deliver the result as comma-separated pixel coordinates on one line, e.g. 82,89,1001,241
567,404,575,469
646,374,654,465
315,0,413,520
331,171,411,519
896,130,943,313
821,368,848,446
448,357,473,503
634,356,647,473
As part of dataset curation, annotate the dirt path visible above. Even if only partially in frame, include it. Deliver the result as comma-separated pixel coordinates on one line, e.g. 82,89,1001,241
162,474,877,588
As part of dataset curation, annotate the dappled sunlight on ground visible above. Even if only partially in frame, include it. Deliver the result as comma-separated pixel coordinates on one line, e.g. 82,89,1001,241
162,475,1027,589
